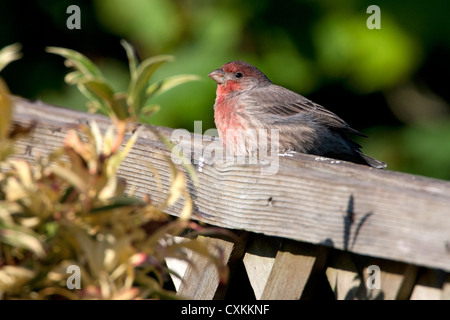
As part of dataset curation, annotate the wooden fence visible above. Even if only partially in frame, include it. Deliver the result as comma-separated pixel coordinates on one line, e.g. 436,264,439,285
11,97,450,299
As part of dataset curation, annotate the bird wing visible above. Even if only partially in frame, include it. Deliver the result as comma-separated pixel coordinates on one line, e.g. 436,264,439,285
242,85,366,137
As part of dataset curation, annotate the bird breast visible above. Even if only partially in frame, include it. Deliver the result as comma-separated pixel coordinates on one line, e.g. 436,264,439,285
214,97,251,155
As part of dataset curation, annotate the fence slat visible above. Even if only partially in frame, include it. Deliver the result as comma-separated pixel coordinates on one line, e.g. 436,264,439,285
176,236,234,299
354,256,419,300
326,251,363,299
260,240,326,300
243,235,280,299
410,268,448,300
393,264,419,300
441,275,450,300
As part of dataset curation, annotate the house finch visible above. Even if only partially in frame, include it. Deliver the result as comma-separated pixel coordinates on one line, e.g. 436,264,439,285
208,60,386,168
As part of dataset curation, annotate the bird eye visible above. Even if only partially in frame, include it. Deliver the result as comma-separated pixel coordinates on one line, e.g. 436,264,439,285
235,72,243,78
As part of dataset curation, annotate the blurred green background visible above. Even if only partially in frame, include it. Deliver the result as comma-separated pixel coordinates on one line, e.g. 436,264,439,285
0,0,449,179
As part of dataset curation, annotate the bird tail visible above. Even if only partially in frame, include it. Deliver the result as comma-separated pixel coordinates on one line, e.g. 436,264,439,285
356,151,387,169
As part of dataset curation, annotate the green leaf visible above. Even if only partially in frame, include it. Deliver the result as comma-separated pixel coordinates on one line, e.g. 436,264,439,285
81,79,129,120
0,43,22,72
110,94,130,120
146,74,201,100
0,266,36,293
46,46,103,79
0,78,12,140
108,124,142,173
120,40,138,80
82,78,115,103
89,120,103,155
49,165,87,193
77,83,110,116
47,46,131,119
127,55,174,114
140,104,160,117
86,100,104,115
88,196,145,213
64,71,85,85
0,225,46,258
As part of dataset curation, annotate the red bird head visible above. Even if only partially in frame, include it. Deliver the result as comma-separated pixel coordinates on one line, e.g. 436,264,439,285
208,61,272,95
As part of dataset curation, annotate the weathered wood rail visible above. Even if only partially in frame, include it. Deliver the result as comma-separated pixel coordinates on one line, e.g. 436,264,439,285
10,97,450,299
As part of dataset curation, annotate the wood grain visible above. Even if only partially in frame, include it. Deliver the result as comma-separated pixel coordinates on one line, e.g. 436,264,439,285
11,97,450,273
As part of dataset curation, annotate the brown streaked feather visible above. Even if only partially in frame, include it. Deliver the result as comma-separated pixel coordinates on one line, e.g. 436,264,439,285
242,85,366,137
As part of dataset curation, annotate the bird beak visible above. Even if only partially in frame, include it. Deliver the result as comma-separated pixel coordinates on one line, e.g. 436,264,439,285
208,68,225,84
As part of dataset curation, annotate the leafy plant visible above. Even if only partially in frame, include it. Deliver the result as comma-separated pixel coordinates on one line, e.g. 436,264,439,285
46,40,199,124
0,43,228,299
0,43,31,162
